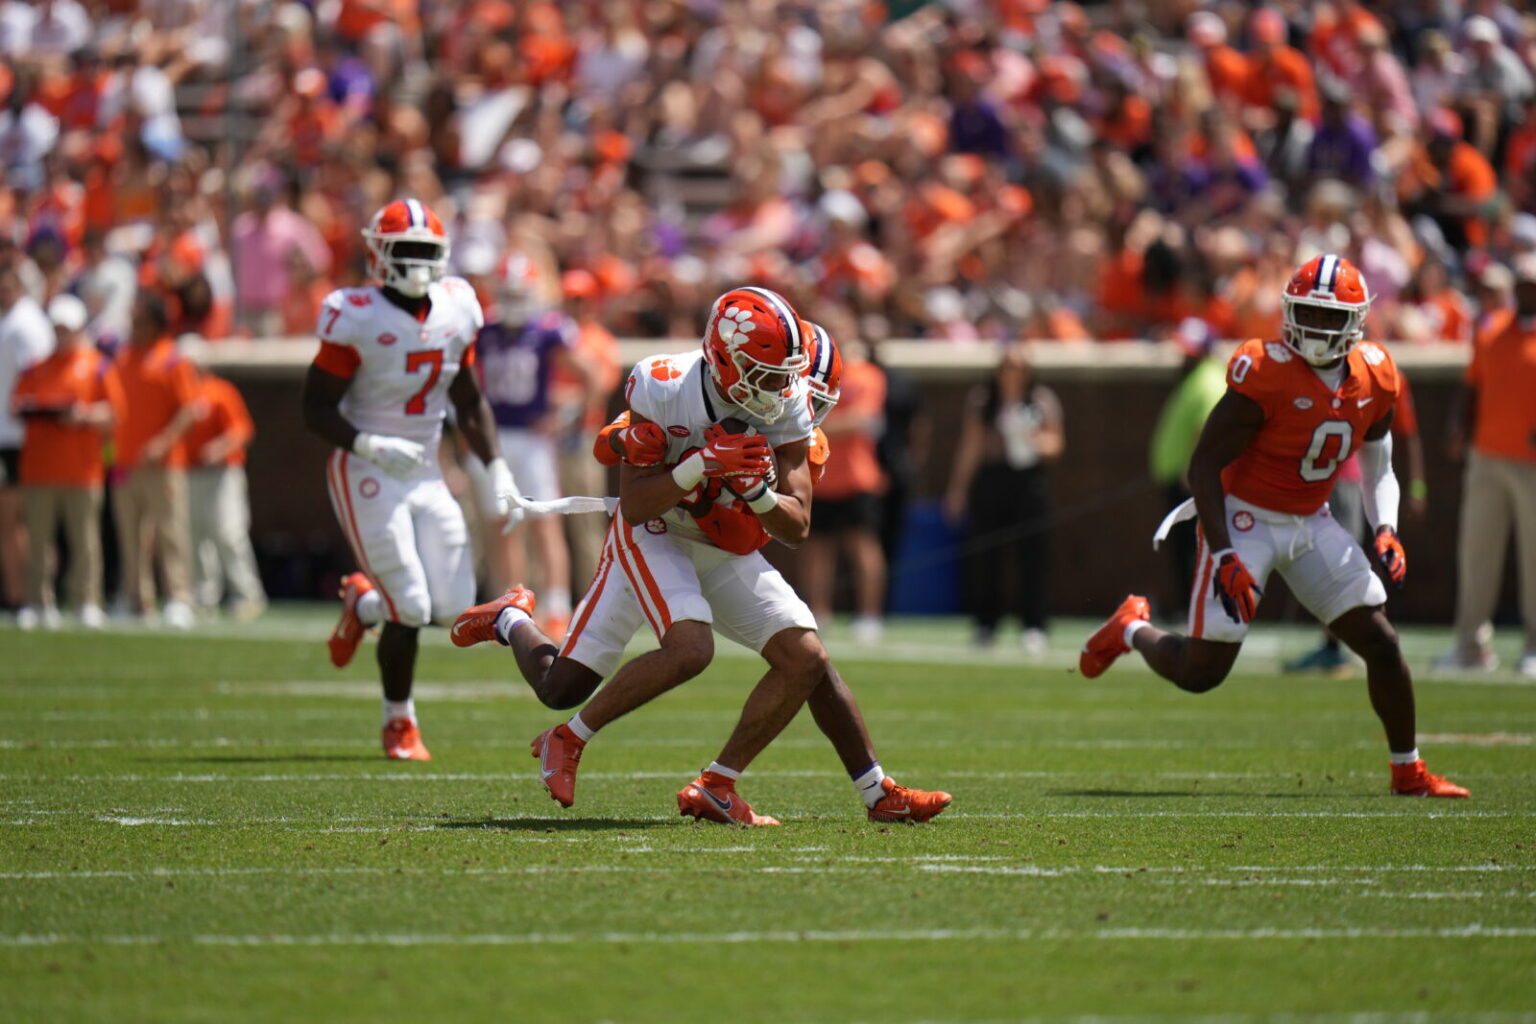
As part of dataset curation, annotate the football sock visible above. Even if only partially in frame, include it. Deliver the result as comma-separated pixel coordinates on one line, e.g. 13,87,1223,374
494,606,533,646
852,761,887,808
1123,619,1150,648
382,698,415,725
565,712,595,742
546,587,572,617
1389,748,1420,765
704,761,740,782
357,590,384,627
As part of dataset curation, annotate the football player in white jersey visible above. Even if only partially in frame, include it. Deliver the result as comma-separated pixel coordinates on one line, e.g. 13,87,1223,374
302,199,518,760
453,289,951,824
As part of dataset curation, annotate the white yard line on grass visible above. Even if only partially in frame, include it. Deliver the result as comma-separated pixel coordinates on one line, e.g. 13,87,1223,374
3,862,1529,881
4,926,1536,947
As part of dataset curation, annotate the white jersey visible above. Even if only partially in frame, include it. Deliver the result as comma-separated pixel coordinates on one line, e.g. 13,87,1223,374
317,278,483,467
626,349,814,461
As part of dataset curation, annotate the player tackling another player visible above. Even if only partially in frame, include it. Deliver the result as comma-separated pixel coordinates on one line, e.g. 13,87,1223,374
1080,255,1469,799
304,200,520,760
452,288,952,825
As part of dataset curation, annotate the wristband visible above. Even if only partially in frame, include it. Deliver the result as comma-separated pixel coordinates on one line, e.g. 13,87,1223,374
747,486,779,514
670,452,705,491
1409,479,1428,500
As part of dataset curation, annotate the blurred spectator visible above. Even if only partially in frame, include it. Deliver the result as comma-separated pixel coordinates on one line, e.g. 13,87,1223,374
1437,255,1536,676
10,294,120,630
113,291,198,628
945,346,1064,653
182,357,265,619
800,337,887,645
0,260,54,611
231,180,331,336
1401,110,1499,250
1148,318,1225,609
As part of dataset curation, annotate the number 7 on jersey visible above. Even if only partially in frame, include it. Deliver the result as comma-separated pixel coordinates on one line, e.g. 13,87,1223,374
404,350,444,415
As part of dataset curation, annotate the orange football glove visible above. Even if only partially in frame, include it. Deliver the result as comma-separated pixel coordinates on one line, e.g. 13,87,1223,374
1212,548,1262,624
1374,527,1406,588
613,422,668,466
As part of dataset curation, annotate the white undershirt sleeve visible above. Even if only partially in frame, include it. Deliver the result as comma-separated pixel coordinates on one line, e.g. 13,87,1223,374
1356,433,1399,532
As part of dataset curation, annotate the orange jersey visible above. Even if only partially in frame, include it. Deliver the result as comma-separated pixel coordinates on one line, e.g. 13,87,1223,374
183,375,255,468
11,346,125,487
114,338,201,470
1221,338,1400,515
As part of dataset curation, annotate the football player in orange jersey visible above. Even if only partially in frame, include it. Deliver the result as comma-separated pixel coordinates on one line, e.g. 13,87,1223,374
1080,255,1468,798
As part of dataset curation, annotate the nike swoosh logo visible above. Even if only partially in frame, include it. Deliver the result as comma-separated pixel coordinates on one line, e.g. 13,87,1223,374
700,787,733,813
539,740,557,780
879,806,911,816
1357,397,1373,407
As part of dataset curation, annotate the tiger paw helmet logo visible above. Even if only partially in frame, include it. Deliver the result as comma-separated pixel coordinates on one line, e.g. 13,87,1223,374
715,305,758,351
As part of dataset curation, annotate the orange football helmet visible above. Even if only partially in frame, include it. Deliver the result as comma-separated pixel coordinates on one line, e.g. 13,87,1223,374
702,286,809,422
1282,254,1372,365
802,320,843,428
362,199,450,298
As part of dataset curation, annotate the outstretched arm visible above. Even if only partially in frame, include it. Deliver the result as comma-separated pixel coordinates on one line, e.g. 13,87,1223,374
300,364,358,451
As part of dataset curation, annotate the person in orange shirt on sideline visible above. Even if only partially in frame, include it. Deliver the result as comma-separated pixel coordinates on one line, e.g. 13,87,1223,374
113,291,200,628
182,357,266,619
1436,255,1536,677
10,295,122,630
1400,110,1499,251
800,334,887,645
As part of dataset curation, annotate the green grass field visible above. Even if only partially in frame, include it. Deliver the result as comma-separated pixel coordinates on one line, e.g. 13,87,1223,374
3,609,1535,1024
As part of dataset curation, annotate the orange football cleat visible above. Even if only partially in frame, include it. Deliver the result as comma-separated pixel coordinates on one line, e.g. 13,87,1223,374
530,724,584,807
328,572,375,668
1079,594,1151,678
677,775,780,826
451,586,537,648
1390,760,1470,798
868,778,953,823
381,718,432,761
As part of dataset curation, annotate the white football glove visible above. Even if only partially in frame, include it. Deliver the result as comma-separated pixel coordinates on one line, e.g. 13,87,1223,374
352,432,426,479
484,456,525,534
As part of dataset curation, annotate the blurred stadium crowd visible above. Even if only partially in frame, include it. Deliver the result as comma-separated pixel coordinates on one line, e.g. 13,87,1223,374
3,0,1536,346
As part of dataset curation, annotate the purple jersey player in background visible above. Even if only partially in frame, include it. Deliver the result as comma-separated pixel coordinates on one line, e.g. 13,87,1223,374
474,248,599,639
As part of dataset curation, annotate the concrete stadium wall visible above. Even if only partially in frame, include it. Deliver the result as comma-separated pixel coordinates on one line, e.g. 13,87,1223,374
215,340,1512,626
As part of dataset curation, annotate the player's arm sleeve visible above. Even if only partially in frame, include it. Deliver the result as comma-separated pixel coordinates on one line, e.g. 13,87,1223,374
311,292,361,378
1223,340,1278,418
1357,431,1400,531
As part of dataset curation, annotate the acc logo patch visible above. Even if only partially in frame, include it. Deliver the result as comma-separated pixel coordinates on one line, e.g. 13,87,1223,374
668,425,690,438
1264,342,1293,363
1293,396,1313,410
650,359,681,382
359,478,381,499
376,333,397,347
347,293,373,307
644,518,668,535
1232,510,1255,532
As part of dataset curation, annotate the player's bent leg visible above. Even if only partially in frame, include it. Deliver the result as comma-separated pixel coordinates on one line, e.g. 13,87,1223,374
711,627,828,774
807,662,954,822
1328,606,1470,799
530,620,714,809
1132,629,1241,693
